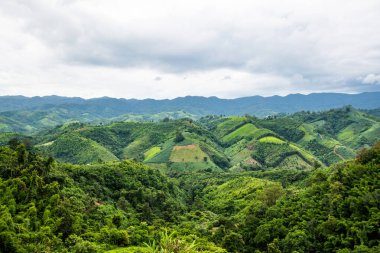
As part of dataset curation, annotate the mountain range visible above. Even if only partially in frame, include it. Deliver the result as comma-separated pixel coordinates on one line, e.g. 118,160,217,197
1,92,380,134
1,92,380,116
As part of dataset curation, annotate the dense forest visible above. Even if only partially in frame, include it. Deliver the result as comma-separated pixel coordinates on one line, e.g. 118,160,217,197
0,106,379,252
0,140,379,252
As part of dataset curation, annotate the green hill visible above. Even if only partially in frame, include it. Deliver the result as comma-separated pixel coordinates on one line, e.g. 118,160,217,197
33,119,228,172
292,107,380,164
36,133,118,164
24,107,378,172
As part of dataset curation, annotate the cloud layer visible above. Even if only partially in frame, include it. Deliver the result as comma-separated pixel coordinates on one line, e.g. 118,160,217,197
0,0,379,98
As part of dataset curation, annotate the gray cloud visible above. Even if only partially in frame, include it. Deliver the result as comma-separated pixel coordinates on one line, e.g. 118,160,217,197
0,0,379,98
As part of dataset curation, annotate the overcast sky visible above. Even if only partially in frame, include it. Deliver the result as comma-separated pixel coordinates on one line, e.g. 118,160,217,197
0,0,380,99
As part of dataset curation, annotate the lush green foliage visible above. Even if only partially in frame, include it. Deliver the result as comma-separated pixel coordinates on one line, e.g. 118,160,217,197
0,146,187,252
179,142,380,253
0,106,379,252
0,140,379,252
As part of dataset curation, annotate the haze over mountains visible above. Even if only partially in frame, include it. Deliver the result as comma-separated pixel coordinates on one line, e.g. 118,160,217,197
1,92,380,117
1,92,379,135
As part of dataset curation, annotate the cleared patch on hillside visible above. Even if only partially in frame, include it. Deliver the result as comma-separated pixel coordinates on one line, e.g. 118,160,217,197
34,141,54,147
170,144,209,162
145,141,174,163
215,116,247,137
259,136,285,144
222,124,258,143
144,146,161,161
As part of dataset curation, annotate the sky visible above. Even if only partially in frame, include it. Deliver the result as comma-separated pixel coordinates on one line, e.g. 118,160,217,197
0,0,380,99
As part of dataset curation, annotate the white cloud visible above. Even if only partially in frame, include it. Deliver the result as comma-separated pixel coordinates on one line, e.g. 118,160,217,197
0,0,379,98
362,74,380,85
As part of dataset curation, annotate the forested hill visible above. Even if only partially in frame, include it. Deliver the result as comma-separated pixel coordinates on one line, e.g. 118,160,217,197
1,92,380,117
0,138,379,252
1,106,377,174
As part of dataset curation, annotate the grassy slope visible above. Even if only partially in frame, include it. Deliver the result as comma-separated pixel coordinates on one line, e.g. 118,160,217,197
222,123,259,143
259,136,285,144
215,116,247,137
144,146,161,161
221,123,276,145
170,144,208,162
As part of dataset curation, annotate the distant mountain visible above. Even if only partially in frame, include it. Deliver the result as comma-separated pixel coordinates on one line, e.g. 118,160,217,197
0,92,380,134
1,92,380,117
